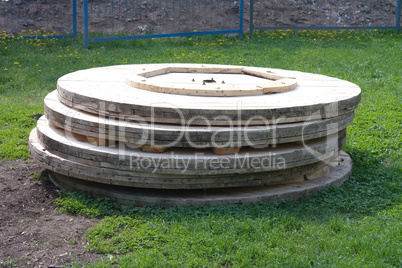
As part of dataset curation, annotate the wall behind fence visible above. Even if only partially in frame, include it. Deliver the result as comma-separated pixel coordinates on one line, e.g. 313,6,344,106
1,0,401,44
0,0,77,38
250,0,401,33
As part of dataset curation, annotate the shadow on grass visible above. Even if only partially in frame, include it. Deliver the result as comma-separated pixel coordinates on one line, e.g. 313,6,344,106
49,149,402,265
52,148,401,222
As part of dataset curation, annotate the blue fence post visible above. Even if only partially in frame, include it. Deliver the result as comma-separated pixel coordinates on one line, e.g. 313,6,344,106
249,0,254,38
239,0,245,37
72,0,77,38
83,0,89,48
396,0,401,30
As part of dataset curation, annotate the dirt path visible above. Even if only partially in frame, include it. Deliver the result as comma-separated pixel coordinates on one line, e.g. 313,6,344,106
0,159,101,267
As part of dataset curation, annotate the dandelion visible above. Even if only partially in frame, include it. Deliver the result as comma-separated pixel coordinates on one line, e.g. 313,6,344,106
14,62,19,65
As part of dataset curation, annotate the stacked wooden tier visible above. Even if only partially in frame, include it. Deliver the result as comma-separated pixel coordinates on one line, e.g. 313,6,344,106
29,64,360,206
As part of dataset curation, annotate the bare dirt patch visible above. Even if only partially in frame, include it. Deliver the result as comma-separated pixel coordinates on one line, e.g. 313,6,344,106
0,159,102,267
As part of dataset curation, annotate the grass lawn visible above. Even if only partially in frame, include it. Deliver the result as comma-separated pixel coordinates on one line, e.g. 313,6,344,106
1,30,401,267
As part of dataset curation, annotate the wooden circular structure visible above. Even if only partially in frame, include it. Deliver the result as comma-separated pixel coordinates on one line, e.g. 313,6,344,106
29,63,361,206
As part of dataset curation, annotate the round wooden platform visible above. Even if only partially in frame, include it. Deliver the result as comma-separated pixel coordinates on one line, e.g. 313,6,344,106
57,63,361,125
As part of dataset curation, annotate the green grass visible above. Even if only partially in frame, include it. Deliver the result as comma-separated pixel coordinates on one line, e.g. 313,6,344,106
1,30,401,267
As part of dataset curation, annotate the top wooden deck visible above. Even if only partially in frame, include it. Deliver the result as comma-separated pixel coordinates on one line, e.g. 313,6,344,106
57,63,361,126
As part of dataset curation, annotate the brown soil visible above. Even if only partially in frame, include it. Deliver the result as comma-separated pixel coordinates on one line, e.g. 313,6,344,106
0,0,398,35
0,159,102,268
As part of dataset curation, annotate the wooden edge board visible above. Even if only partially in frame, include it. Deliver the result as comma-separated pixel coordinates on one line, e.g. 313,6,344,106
126,66,297,96
45,93,354,148
30,128,341,189
34,117,346,175
45,151,351,205
56,89,358,126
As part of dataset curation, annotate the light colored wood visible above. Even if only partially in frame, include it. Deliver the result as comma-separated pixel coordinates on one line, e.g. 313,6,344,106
242,68,297,93
125,66,297,97
242,67,291,80
140,145,169,153
56,63,361,126
86,136,108,147
66,130,87,142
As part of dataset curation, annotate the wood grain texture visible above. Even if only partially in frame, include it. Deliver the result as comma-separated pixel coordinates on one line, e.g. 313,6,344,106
30,127,341,190
56,63,361,125
45,152,352,206
125,66,297,96
34,116,345,176
45,90,355,148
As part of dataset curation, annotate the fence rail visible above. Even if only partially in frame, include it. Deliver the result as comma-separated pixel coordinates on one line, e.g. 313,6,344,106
1,0,401,46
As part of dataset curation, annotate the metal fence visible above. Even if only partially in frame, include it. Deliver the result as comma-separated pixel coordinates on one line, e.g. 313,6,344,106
1,0,401,46
83,0,244,47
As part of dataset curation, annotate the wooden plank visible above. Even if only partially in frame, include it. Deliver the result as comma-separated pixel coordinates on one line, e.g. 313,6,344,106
57,91,360,126
45,90,354,147
35,116,346,176
126,65,297,96
56,63,361,126
43,152,351,206
30,128,339,190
